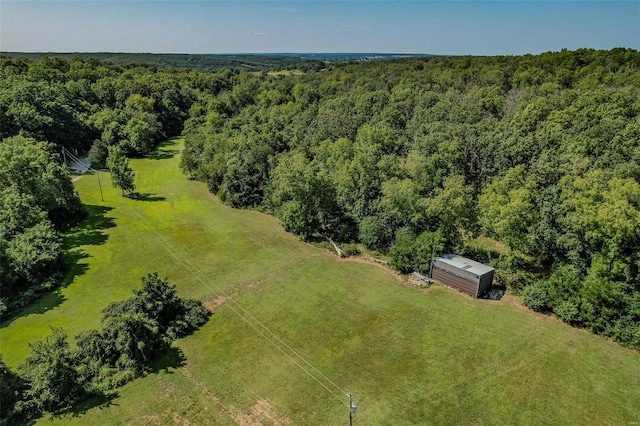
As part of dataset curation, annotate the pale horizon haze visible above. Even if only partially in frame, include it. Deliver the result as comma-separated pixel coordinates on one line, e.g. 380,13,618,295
0,1,638,56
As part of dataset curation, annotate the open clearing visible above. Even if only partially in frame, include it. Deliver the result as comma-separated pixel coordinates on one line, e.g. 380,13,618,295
1,138,639,425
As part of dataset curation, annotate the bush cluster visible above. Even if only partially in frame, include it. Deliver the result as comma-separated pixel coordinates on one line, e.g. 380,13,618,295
0,273,211,424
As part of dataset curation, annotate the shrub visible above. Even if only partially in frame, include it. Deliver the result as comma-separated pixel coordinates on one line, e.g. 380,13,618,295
613,317,640,349
358,216,383,250
554,299,581,324
0,356,28,424
388,227,416,273
340,243,360,258
413,230,444,274
19,328,85,413
522,280,552,312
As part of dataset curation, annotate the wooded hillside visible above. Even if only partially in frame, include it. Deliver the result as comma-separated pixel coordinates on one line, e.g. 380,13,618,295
179,49,640,348
1,49,639,348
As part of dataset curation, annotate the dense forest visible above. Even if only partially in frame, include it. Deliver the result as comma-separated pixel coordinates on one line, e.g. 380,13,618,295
1,49,639,352
179,49,640,349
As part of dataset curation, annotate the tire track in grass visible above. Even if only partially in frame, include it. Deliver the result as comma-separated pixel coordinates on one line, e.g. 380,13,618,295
180,364,290,426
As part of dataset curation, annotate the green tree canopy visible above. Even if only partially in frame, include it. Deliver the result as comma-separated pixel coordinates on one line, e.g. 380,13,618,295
19,328,85,413
0,135,83,224
106,145,136,196
479,165,538,252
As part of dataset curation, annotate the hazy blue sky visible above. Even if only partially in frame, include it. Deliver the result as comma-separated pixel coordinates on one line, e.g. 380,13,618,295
1,1,638,55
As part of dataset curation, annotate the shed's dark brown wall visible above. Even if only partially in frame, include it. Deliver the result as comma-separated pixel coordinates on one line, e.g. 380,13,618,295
432,266,478,297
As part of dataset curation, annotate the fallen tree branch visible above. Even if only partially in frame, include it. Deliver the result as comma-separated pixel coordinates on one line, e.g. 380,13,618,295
326,236,343,257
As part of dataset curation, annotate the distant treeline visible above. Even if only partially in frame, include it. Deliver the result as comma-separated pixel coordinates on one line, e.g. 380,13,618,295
0,52,331,71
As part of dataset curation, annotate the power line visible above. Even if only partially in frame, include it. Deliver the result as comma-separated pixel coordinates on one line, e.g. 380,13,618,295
64,145,352,408
62,146,90,170
120,201,350,406
62,147,103,201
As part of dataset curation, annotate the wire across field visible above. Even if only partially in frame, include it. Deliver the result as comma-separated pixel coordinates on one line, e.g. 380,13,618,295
1,138,639,425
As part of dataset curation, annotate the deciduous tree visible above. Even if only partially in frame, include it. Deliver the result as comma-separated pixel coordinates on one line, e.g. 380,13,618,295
106,145,136,196
20,328,85,413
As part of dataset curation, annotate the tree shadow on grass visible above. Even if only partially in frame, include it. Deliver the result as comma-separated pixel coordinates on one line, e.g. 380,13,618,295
1,205,116,328
43,347,185,423
148,139,180,160
50,391,120,420
60,204,115,291
150,346,187,375
0,290,69,329
134,192,166,202
63,205,115,248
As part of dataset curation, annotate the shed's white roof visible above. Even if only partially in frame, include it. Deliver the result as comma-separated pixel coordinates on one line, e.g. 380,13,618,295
435,254,494,276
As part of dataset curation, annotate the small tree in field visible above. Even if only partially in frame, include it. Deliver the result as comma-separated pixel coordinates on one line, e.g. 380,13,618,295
20,328,85,413
106,146,136,197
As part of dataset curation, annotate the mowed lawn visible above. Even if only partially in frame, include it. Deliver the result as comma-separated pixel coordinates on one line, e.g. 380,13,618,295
1,138,639,425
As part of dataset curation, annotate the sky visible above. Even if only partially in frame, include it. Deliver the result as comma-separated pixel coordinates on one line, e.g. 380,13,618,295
0,1,638,56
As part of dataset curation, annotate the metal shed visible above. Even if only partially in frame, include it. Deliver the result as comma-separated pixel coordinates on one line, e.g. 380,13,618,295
430,254,494,298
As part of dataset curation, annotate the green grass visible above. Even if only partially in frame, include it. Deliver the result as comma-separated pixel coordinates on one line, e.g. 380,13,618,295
267,70,305,76
468,236,508,256
1,137,639,425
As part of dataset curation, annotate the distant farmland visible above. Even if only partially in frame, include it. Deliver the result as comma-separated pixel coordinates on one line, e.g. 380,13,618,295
0,51,429,70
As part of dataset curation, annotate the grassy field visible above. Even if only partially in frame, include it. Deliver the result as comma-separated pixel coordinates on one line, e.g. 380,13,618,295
1,138,639,425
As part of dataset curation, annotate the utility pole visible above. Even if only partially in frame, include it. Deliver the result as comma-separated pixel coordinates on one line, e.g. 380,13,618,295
61,147,67,164
96,170,104,201
348,394,356,426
